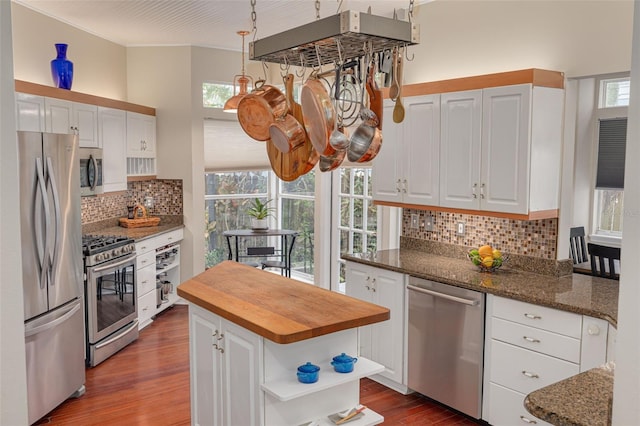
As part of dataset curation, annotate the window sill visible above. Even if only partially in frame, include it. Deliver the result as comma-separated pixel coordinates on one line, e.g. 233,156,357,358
589,234,622,248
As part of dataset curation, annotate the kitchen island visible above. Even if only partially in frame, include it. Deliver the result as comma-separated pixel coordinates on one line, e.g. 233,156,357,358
177,261,390,426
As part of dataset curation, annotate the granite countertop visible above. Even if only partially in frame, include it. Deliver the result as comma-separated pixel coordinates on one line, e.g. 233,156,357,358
524,364,614,426
342,249,618,327
82,215,184,241
177,261,390,344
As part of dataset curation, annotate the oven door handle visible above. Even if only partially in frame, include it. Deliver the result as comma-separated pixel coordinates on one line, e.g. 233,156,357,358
407,284,480,306
88,154,98,191
95,319,139,349
92,253,137,273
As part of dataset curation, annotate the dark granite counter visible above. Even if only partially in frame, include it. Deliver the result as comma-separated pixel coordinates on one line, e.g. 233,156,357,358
524,364,614,426
342,249,618,326
82,215,184,242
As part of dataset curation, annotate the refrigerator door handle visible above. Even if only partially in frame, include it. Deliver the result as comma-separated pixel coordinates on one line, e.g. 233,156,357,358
35,157,51,290
46,157,62,285
24,301,81,338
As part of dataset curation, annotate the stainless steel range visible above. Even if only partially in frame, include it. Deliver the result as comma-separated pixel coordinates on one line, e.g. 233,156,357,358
82,235,138,367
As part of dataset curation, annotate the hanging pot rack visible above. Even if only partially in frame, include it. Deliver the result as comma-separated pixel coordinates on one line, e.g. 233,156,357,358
249,10,419,68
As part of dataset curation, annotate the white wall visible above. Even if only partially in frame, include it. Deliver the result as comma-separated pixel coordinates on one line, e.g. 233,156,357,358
11,2,127,100
408,0,634,84
1,1,28,424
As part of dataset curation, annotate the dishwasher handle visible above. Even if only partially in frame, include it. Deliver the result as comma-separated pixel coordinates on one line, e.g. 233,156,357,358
407,284,480,306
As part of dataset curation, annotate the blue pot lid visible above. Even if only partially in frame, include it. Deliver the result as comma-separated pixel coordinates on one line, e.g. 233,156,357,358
332,352,356,363
297,362,320,373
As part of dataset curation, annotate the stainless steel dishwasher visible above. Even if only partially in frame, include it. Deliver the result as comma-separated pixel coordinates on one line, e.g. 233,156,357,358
407,276,485,419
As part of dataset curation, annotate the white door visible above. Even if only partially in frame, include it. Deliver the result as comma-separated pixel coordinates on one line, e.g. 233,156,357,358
126,112,144,156
404,94,441,206
220,319,262,426
73,102,99,148
99,107,127,192
189,309,223,426
370,269,404,384
481,84,531,214
440,90,482,209
372,100,403,203
15,93,45,132
45,97,73,134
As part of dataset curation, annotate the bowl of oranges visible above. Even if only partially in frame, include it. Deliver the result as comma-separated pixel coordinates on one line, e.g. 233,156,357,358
468,245,506,272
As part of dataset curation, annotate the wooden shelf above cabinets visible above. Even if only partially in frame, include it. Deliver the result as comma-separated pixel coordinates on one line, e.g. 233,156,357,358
15,80,155,116
374,200,559,221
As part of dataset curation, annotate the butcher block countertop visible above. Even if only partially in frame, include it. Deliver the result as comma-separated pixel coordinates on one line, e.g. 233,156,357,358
177,261,390,344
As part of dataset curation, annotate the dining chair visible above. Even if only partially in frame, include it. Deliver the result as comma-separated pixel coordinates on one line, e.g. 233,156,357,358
569,226,589,265
587,243,621,280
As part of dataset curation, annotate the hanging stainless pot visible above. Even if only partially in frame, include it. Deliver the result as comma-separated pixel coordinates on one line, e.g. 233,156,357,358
300,77,335,155
237,80,287,141
347,62,384,162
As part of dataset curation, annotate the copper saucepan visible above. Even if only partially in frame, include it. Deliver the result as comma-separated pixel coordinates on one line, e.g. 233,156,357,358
300,77,335,155
269,74,306,153
237,80,287,141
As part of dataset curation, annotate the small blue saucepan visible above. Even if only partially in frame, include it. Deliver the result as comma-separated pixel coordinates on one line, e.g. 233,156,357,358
297,362,320,383
331,353,358,373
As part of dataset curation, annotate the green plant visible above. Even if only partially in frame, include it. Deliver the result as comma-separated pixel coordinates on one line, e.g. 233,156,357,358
246,198,274,220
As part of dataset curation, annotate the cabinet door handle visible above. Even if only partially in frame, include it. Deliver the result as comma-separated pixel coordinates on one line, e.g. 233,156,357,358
371,278,376,292
365,285,371,291
472,183,477,199
480,183,485,199
521,370,539,379
402,179,407,193
396,179,401,193
523,336,541,343
519,416,537,424
524,313,542,320
213,343,224,353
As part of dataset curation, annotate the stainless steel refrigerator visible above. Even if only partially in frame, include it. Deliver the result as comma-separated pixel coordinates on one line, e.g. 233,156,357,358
19,131,85,425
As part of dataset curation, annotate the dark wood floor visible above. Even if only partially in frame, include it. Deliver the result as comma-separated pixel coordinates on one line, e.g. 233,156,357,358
36,305,481,425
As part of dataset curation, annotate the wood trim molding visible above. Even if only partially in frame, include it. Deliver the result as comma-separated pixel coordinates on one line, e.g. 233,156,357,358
381,68,564,99
374,200,559,221
15,80,156,116
127,175,157,182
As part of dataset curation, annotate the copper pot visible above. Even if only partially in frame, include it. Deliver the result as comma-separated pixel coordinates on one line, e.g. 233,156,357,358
237,81,287,141
269,114,305,153
300,77,335,155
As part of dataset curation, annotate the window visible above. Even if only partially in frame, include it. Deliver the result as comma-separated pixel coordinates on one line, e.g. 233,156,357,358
203,82,236,108
335,167,378,292
204,170,315,281
593,76,629,238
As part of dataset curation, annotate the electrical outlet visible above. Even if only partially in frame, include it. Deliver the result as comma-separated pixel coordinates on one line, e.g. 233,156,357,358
411,214,419,229
424,215,434,232
456,222,465,236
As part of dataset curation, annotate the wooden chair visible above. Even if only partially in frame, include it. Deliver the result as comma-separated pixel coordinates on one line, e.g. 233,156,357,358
569,226,588,265
587,243,621,280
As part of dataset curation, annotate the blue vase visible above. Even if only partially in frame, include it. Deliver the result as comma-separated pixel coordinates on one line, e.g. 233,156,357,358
51,43,73,90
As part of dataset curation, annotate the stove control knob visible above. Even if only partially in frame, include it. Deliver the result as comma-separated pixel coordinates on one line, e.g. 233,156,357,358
103,252,111,260
96,253,104,262
113,248,121,256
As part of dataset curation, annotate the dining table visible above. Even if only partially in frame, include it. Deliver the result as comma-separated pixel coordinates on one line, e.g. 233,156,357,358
222,229,298,277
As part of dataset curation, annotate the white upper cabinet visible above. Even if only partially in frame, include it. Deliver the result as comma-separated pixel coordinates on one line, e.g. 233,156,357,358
126,112,156,158
373,94,440,206
439,90,482,210
44,97,73,135
73,102,99,148
440,84,563,215
15,93,45,132
99,107,127,192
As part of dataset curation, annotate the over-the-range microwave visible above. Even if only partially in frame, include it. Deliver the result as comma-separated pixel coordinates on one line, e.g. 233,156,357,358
79,147,103,196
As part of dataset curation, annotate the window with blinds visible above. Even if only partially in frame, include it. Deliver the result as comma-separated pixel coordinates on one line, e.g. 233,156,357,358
596,117,627,189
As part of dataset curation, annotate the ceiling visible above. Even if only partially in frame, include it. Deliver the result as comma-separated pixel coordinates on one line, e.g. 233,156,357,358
14,0,423,52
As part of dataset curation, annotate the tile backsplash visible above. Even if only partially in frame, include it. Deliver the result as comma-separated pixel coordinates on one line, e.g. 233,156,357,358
81,179,183,224
402,209,558,260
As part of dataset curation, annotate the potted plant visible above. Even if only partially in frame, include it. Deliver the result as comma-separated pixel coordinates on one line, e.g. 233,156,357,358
247,198,274,230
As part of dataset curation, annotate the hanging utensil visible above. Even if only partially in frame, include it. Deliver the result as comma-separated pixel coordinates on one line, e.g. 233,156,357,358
388,48,400,101
328,67,349,150
300,76,335,155
269,75,306,153
393,52,405,124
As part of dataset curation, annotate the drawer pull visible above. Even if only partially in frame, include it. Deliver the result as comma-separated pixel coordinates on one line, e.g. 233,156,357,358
524,313,542,320
522,370,539,379
520,415,537,424
523,336,541,343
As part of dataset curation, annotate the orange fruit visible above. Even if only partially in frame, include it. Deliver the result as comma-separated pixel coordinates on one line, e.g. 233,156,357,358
478,245,493,258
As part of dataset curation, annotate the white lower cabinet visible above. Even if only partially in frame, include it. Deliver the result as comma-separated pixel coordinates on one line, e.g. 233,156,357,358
135,228,183,329
190,304,262,426
188,303,384,426
482,295,609,425
345,261,406,392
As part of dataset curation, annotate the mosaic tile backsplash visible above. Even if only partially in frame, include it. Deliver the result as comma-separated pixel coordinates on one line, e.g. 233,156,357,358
402,209,558,260
81,179,183,224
